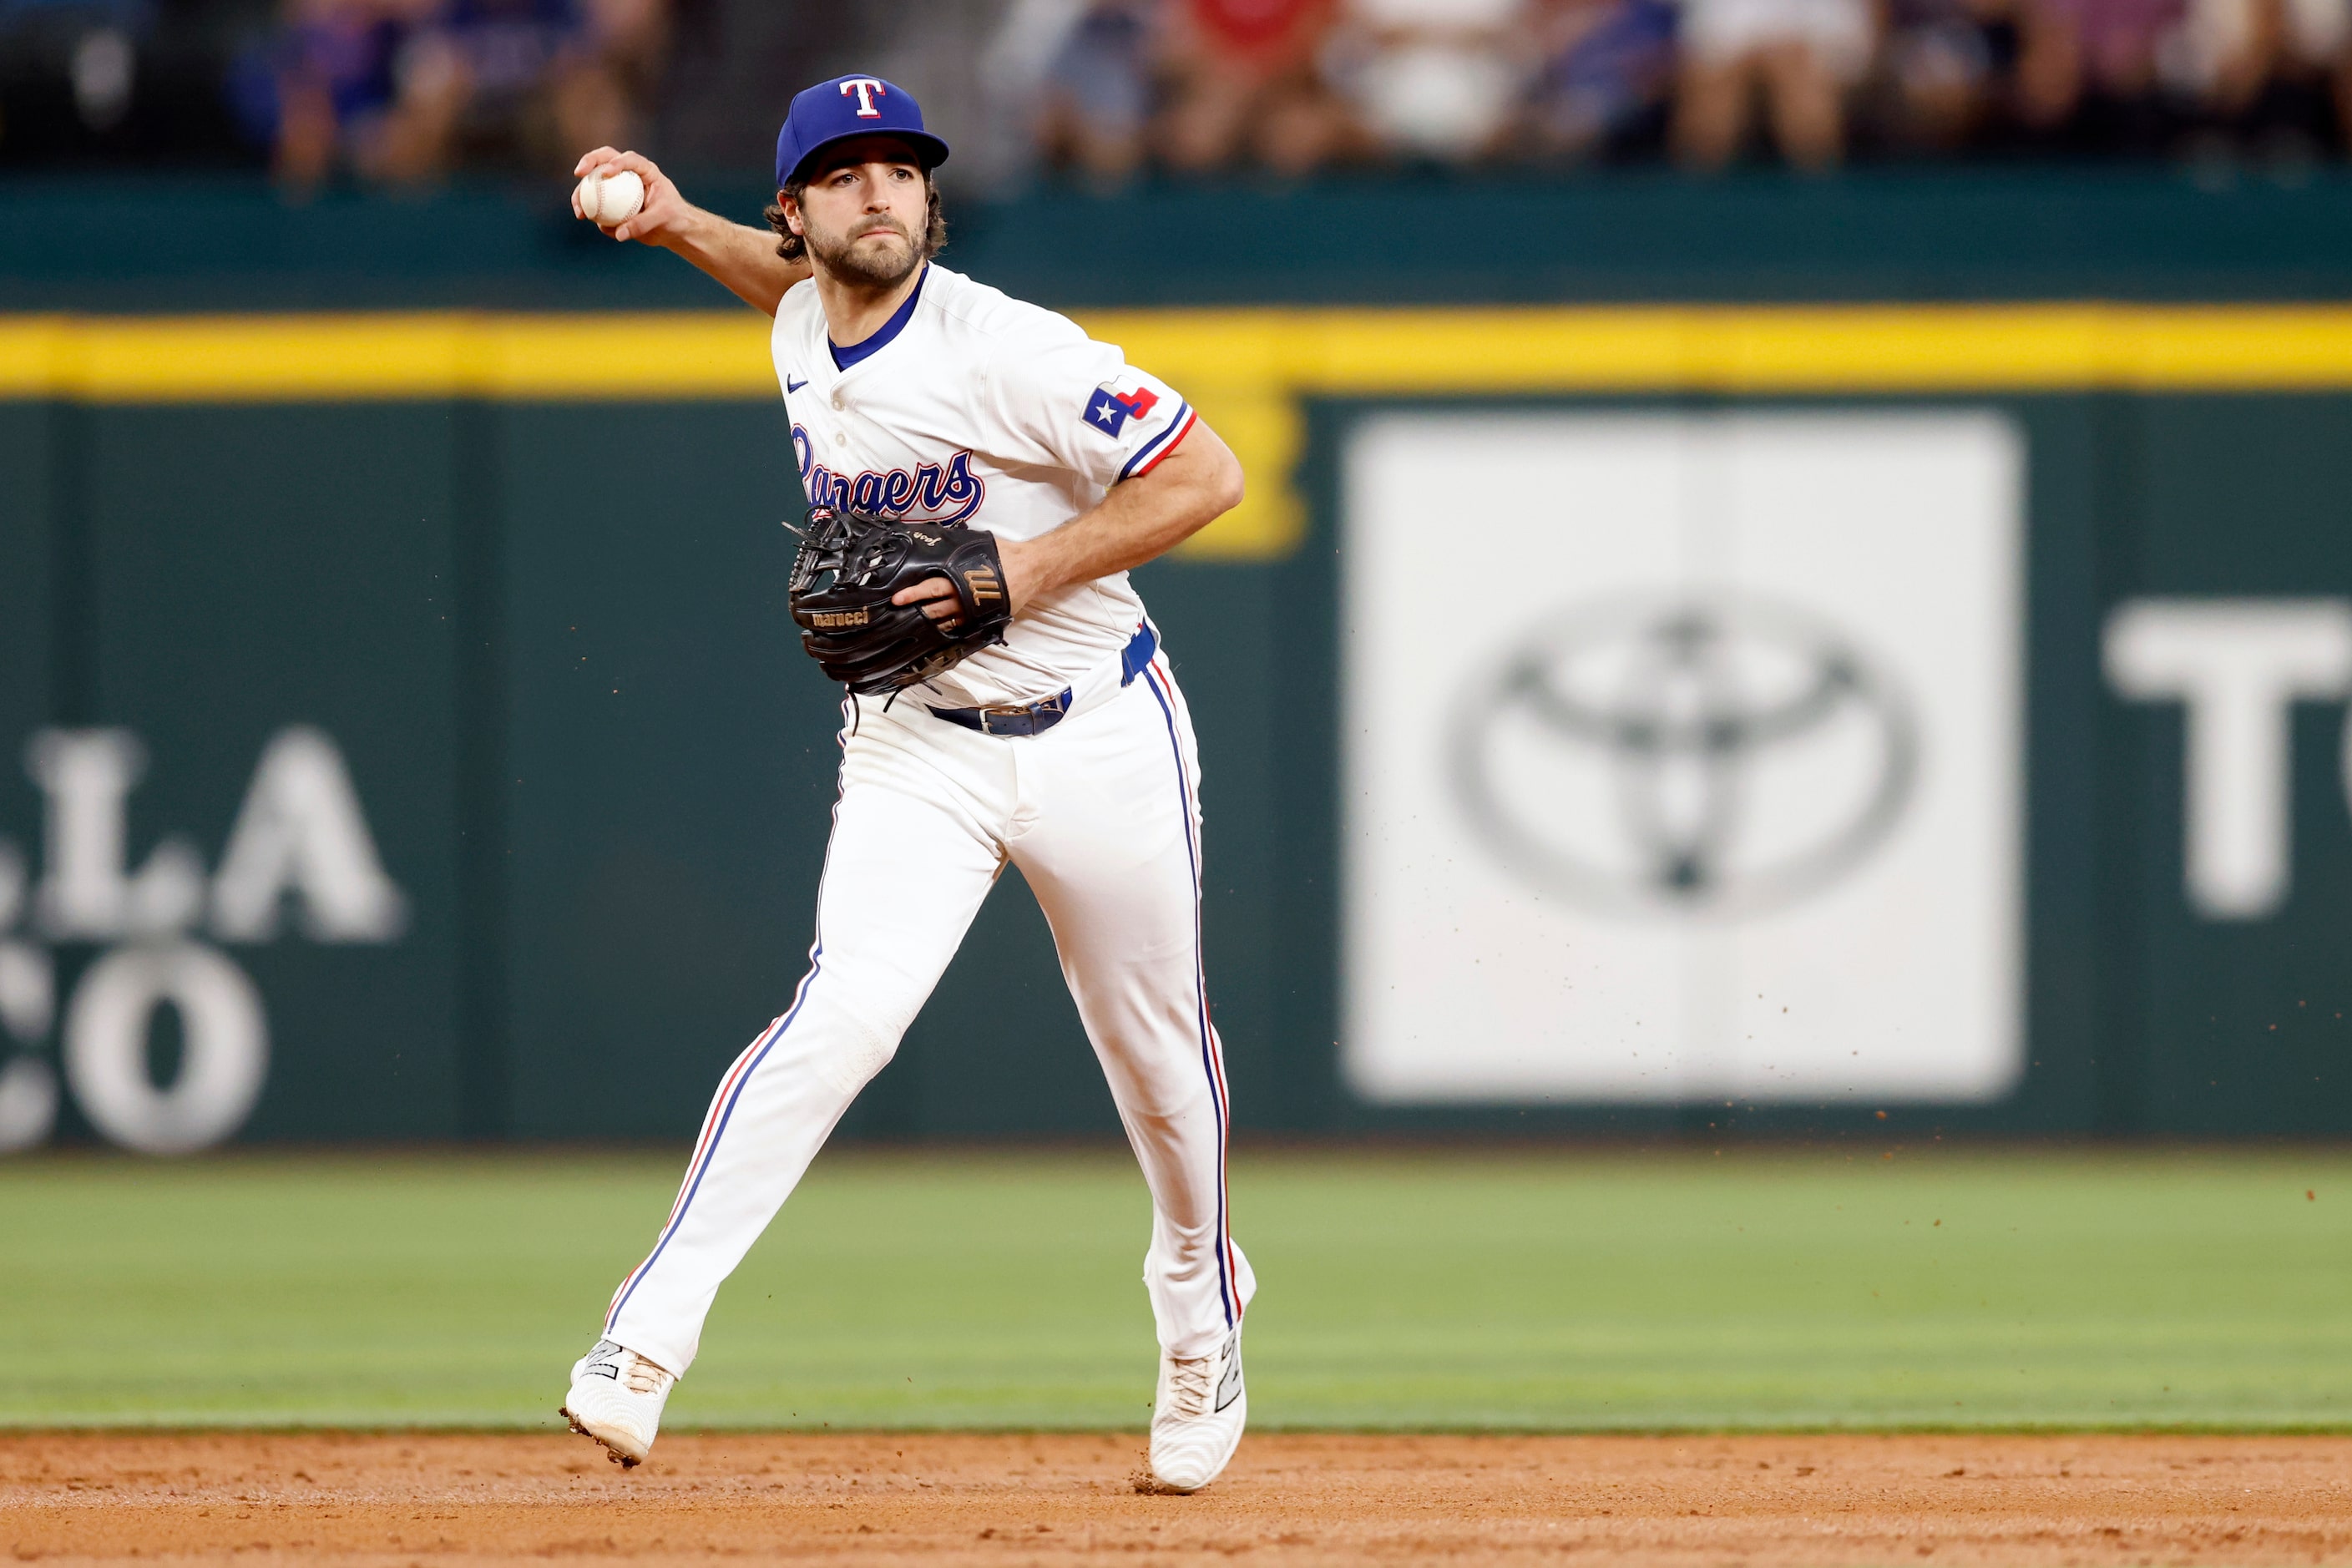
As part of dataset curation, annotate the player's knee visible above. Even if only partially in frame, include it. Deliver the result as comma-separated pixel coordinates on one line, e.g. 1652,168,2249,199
798,995,903,1096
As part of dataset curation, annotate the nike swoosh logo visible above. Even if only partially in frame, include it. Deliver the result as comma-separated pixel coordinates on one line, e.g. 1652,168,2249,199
1214,1333,1242,1413
787,377,808,392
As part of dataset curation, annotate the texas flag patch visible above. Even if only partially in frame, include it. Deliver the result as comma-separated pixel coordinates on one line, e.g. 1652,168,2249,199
1083,382,1161,438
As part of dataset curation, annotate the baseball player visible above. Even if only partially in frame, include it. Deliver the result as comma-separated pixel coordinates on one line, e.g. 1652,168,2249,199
558,74,1255,1494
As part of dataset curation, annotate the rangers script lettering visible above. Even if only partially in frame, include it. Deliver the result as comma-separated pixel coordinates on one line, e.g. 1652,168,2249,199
791,429,985,524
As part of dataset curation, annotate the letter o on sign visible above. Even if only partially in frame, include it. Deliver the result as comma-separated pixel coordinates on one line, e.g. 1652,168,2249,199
64,943,269,1155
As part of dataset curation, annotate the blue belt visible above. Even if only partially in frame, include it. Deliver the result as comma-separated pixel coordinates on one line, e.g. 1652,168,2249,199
930,621,1156,737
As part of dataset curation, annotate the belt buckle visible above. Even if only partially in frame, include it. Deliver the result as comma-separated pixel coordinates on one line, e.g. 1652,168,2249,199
979,702,1033,736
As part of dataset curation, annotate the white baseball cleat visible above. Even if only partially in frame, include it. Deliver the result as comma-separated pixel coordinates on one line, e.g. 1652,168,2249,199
1148,1326,1247,1492
560,1338,677,1468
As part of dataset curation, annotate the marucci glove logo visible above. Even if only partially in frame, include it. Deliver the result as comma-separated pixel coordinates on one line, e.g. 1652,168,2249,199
962,567,1003,603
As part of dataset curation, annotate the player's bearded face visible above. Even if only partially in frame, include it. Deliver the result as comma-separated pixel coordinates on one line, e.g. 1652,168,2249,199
798,161,927,288
811,214,918,286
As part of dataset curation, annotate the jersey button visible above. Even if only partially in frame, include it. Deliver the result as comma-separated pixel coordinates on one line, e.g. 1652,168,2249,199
831,393,845,410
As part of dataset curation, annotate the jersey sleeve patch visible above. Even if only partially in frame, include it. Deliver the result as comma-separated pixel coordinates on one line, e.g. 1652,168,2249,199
1082,381,1161,439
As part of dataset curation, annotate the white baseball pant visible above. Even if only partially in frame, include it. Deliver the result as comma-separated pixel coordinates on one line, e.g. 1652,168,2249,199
600,633,1252,1377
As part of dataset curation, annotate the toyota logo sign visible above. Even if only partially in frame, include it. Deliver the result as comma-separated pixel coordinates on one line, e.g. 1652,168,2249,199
1450,594,1917,919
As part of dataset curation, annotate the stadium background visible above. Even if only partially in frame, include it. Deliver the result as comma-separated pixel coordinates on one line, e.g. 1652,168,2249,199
8,202,2352,1149
4,0,2352,1456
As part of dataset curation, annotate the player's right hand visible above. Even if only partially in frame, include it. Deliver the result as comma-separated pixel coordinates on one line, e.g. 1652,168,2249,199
571,147,689,248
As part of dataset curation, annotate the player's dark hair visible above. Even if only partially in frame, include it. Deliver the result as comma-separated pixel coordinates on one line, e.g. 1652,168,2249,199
764,168,946,266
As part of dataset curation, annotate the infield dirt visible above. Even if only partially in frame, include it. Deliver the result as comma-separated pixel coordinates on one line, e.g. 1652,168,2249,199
4,1431,2349,1565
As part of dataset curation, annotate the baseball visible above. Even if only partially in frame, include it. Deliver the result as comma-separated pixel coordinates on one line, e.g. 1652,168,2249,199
576,168,645,227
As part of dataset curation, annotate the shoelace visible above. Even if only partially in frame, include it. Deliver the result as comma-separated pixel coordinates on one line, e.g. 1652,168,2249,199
620,1353,672,1396
1161,1355,1214,1419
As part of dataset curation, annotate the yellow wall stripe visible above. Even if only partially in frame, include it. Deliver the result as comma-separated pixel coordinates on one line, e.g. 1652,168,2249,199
0,314,779,402
1085,305,2352,392
12,305,2352,400
8,305,2352,559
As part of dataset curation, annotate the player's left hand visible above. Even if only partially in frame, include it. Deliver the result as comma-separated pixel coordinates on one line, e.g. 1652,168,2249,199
893,538,1039,622
891,575,964,627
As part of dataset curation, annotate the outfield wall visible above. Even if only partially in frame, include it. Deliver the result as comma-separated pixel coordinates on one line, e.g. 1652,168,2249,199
12,169,2352,311
4,298,2352,1149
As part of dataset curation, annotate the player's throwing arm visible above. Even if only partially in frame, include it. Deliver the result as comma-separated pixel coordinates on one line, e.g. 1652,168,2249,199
558,74,1253,1496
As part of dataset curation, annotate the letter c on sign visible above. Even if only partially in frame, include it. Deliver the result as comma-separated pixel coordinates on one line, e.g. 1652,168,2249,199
64,943,268,1155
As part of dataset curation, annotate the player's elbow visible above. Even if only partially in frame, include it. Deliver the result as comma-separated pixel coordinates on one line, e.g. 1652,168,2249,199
1197,436,1246,518
1143,422,1244,538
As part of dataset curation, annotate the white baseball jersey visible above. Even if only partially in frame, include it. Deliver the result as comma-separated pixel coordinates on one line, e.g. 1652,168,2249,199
773,262,1199,710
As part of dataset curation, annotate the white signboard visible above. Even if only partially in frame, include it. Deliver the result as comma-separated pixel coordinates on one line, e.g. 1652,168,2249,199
1342,411,2024,1105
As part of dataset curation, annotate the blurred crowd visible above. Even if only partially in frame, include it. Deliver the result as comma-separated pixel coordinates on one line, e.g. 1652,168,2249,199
225,0,668,189
1007,0,2352,172
0,0,673,183
0,0,2345,180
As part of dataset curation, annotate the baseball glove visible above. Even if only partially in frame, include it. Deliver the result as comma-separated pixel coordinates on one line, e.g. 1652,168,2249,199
787,506,1014,695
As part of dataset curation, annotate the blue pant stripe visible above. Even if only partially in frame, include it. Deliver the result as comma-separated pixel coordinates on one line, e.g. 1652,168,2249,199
603,948,823,1334
1140,661,1235,1328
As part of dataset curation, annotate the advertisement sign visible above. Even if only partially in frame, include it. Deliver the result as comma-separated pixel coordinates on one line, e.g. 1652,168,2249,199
0,406,466,1151
1341,411,2025,1105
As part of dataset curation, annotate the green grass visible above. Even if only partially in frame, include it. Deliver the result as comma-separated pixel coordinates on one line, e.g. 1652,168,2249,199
2,1147,2347,1430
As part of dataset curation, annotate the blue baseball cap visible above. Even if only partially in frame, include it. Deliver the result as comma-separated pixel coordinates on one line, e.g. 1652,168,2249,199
774,73,950,188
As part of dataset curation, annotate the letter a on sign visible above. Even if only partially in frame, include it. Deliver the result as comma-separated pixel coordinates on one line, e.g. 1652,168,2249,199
210,727,407,943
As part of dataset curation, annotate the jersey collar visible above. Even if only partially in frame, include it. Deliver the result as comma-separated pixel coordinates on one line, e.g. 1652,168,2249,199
828,265,928,373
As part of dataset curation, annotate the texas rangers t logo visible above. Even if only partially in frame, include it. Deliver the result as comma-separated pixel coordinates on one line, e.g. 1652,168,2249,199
839,78,887,117
1085,383,1161,438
